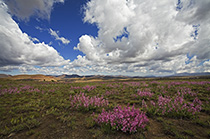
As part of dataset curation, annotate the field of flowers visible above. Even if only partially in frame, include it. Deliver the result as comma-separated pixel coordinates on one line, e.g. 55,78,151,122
0,78,210,138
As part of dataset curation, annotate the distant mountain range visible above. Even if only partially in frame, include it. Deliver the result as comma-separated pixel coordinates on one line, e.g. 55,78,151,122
55,74,81,78
55,74,130,79
52,72,210,79
0,72,210,81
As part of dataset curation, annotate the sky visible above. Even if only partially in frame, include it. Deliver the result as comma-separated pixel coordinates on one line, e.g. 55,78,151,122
0,0,210,76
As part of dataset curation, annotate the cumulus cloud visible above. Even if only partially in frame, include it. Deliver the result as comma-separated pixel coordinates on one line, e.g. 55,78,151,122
3,0,64,20
72,0,210,75
49,28,70,45
0,2,69,67
1,0,210,76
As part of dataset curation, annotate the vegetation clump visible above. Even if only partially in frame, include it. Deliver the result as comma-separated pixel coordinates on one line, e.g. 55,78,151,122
94,104,149,133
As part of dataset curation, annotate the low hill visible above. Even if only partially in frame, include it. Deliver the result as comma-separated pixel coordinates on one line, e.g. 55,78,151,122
0,74,11,78
8,74,58,81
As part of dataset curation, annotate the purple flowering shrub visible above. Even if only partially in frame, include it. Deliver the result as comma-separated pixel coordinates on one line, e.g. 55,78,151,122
105,90,119,96
176,87,197,100
82,85,96,92
94,104,149,133
0,85,41,95
69,93,109,111
133,90,154,100
145,94,202,118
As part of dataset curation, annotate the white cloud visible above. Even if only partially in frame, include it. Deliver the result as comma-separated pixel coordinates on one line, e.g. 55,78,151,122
49,28,70,45
70,55,91,67
35,26,45,32
1,0,210,76
203,60,210,72
0,2,69,67
29,36,40,43
4,0,64,20
72,0,210,75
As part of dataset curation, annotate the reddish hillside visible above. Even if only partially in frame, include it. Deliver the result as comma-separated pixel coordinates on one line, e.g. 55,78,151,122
8,74,58,81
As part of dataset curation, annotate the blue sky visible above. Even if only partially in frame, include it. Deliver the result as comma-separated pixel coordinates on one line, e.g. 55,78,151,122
14,0,98,61
0,0,210,76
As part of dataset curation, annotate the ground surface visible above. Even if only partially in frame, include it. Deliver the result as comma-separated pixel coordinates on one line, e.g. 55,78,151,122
0,78,210,139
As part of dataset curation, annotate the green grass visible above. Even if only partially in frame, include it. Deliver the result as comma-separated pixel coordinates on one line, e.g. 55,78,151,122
0,79,210,138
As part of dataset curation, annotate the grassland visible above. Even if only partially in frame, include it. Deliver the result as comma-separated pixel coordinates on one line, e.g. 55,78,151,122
0,78,210,139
